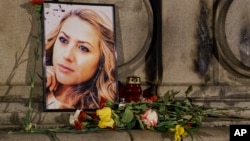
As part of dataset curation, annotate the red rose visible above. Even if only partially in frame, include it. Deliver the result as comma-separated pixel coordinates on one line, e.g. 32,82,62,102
69,110,86,130
91,112,99,120
186,122,192,127
30,0,44,5
74,120,83,130
146,95,158,102
78,111,87,122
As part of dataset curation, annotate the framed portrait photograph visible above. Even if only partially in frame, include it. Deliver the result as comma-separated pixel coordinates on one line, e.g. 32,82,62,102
42,1,117,111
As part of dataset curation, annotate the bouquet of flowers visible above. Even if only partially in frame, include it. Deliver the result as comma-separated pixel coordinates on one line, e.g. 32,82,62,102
68,87,211,141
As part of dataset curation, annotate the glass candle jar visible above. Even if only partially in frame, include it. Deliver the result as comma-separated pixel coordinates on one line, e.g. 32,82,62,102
125,76,142,102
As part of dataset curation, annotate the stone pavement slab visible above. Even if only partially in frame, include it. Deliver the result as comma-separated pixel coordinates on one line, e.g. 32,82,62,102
0,127,229,141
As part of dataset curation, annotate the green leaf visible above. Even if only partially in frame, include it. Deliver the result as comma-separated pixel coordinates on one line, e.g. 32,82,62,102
82,122,89,127
163,92,171,103
184,98,192,106
136,115,145,130
35,5,42,12
185,86,193,96
183,115,192,120
118,106,126,111
105,101,113,107
171,90,180,96
112,111,125,127
157,121,177,127
159,105,166,114
121,107,134,123
135,103,148,111
127,119,136,129
155,126,168,132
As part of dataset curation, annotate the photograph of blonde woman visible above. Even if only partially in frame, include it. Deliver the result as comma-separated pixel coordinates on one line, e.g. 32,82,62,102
43,2,117,110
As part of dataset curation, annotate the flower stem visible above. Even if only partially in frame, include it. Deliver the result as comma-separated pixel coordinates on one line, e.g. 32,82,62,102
25,17,40,130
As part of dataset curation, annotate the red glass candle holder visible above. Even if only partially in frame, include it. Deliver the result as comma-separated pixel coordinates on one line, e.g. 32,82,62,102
125,76,142,102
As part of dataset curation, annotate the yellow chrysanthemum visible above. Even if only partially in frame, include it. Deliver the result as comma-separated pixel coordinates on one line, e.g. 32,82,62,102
175,125,188,141
96,107,114,128
169,125,188,141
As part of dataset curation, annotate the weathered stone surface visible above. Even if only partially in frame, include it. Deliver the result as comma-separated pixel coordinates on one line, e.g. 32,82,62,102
0,128,229,141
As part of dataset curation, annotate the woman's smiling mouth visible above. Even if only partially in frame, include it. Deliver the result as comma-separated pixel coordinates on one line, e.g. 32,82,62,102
58,64,74,73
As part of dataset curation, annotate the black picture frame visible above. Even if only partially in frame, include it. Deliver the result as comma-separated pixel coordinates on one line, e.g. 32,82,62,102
42,1,117,111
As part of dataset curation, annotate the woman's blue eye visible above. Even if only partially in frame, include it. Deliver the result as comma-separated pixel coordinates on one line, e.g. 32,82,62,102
59,36,68,44
79,45,89,52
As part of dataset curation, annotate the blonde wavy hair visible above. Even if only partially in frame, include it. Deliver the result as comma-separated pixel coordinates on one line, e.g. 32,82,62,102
45,9,116,109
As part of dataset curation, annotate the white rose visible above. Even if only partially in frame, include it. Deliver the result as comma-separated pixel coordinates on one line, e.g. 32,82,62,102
141,109,158,127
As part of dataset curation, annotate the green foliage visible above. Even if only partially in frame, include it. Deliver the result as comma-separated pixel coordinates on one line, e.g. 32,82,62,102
110,86,210,134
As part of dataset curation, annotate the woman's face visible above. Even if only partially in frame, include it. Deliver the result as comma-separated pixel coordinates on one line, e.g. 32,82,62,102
53,16,101,85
